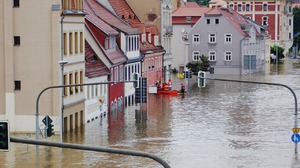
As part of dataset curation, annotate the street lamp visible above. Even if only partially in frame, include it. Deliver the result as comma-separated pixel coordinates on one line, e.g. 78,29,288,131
59,60,68,142
181,28,189,91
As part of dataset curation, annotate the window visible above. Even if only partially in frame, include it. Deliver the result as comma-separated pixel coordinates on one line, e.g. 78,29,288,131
75,32,78,53
225,34,232,44
209,33,216,43
64,74,67,95
69,32,73,54
193,51,201,61
14,80,21,90
186,16,191,22
13,0,20,7
215,19,219,24
209,51,216,61
80,70,83,91
75,71,79,93
246,4,250,11
80,32,83,53
69,73,73,95
289,19,292,26
225,51,232,61
206,19,210,24
238,4,242,11
14,36,20,46
262,16,268,25
193,34,200,43
229,4,234,10
263,4,268,11
289,32,292,39
64,33,67,55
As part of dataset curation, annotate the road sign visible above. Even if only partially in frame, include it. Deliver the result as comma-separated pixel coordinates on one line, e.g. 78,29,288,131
292,128,300,133
291,133,300,143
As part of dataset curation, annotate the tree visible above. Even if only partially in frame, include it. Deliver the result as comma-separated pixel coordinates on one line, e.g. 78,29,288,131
187,0,209,6
186,55,210,74
293,7,300,33
270,45,284,63
293,32,300,49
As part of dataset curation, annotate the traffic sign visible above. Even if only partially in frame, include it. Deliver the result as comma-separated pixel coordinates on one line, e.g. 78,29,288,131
292,128,300,133
291,133,300,143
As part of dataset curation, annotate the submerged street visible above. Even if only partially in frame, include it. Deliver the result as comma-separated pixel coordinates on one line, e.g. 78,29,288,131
2,58,300,168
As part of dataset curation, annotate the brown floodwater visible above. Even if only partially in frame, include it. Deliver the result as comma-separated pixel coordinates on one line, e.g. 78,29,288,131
2,58,300,168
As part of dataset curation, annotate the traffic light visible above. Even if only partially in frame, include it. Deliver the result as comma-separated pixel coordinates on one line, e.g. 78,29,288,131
184,71,193,78
133,73,139,88
198,71,206,88
0,120,10,151
43,115,54,137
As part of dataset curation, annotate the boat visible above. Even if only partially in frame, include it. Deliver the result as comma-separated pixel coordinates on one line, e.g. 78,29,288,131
157,89,186,96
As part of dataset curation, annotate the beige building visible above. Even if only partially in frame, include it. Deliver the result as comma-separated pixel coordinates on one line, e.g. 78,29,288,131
0,0,85,134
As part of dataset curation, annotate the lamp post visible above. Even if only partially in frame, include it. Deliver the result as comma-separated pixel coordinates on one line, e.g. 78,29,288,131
59,60,68,142
182,29,189,91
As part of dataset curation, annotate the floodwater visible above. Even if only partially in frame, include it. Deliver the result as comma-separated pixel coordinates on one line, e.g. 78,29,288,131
2,58,300,168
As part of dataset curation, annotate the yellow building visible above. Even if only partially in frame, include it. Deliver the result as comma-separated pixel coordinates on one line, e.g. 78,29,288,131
0,0,85,134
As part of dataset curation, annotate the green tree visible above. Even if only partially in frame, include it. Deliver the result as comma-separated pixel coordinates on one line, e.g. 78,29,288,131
186,55,210,74
187,0,209,6
293,7,300,33
270,45,284,63
293,32,300,48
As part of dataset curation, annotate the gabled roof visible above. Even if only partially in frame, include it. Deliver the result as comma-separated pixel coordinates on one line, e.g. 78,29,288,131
205,7,249,37
172,7,211,17
107,0,164,53
108,0,141,26
85,41,110,78
84,0,141,35
84,0,127,66
84,1,119,36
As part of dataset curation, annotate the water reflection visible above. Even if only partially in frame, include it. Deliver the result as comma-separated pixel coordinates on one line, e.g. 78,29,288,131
2,58,300,167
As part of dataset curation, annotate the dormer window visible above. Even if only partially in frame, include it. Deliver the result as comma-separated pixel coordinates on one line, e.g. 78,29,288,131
263,4,268,11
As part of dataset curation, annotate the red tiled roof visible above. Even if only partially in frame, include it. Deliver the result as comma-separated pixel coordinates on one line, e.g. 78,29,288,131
108,0,141,26
107,0,162,53
172,7,211,17
84,1,118,36
85,0,141,35
84,0,127,66
85,41,110,78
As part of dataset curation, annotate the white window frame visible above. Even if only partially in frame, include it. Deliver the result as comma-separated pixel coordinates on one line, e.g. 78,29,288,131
262,16,268,26
263,3,268,11
186,16,191,22
229,4,234,10
237,4,242,11
225,34,232,44
246,4,250,11
215,18,219,24
209,33,216,44
193,34,200,44
224,51,232,61
193,51,201,61
209,51,216,61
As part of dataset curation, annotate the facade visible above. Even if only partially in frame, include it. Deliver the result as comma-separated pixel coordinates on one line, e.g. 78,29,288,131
188,7,267,74
84,42,110,123
0,0,85,133
84,0,142,113
126,0,185,82
224,0,293,53
172,3,211,73
107,0,165,89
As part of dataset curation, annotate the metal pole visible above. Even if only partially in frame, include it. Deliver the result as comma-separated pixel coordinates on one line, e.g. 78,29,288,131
11,137,171,168
200,76,298,153
35,82,132,141
60,15,65,142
